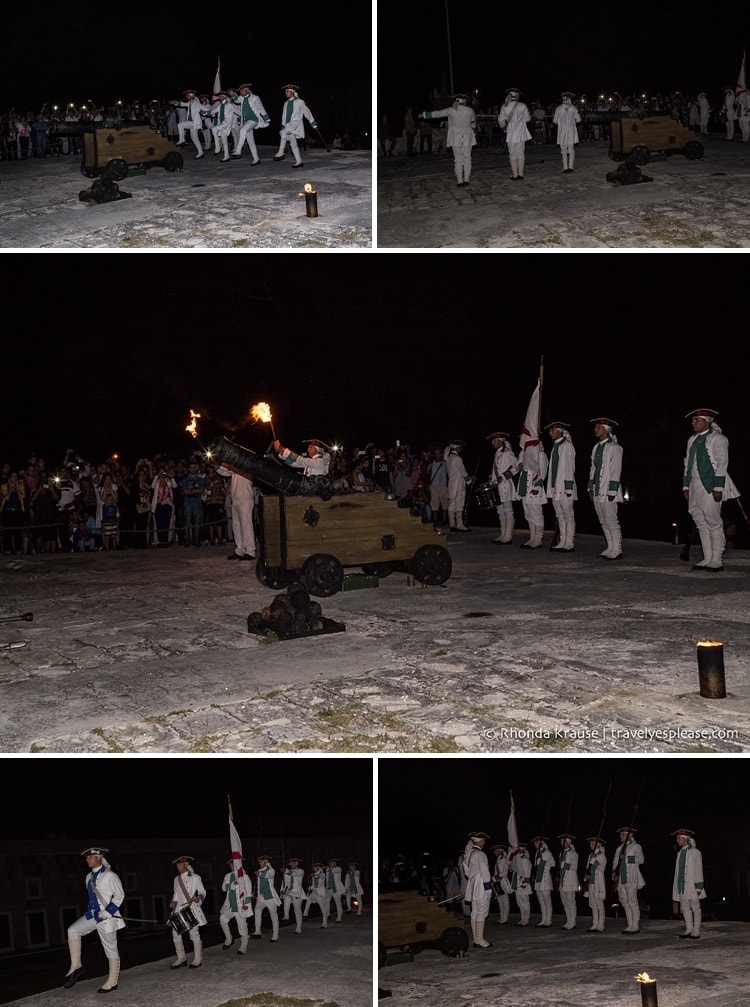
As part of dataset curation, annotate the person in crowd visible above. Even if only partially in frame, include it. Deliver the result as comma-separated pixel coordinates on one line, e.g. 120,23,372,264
180,458,205,547
64,847,125,993
273,84,317,168
169,855,207,968
498,88,532,179
1,470,28,554
588,417,624,559
151,467,177,546
420,94,476,187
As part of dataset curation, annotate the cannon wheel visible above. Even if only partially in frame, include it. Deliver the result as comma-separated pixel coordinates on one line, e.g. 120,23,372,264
630,144,650,165
256,560,294,591
106,157,129,181
438,926,470,957
301,553,344,597
409,544,452,586
163,151,184,172
362,563,394,578
683,140,704,161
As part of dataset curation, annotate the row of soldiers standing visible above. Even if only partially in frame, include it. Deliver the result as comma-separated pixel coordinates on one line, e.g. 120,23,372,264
456,827,705,949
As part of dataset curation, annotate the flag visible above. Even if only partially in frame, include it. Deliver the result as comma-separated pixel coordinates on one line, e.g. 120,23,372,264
519,380,541,451
507,791,519,857
737,48,747,97
228,802,249,912
213,58,222,102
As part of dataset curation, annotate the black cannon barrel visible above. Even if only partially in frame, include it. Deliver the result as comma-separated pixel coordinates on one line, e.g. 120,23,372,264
207,437,333,500
47,121,94,137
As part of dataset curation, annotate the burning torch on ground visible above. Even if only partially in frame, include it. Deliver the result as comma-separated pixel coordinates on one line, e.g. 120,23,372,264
298,183,318,217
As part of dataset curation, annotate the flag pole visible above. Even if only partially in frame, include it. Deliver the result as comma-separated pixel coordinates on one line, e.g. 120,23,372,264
537,354,544,434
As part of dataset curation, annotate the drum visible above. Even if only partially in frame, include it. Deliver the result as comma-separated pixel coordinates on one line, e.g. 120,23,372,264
475,482,501,510
168,906,199,935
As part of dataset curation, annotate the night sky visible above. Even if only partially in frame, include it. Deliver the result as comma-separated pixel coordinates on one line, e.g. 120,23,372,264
377,756,748,866
378,2,745,118
2,1,370,125
4,756,373,841
2,255,748,534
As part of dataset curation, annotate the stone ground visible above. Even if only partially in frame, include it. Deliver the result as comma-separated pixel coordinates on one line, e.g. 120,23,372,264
0,142,372,248
378,916,750,1007
376,132,750,248
0,911,372,1007
1,528,748,754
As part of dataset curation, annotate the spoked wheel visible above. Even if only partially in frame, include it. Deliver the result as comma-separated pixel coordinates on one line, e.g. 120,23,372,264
630,144,650,165
105,157,129,180
409,544,452,586
163,151,184,172
301,553,344,597
256,561,294,590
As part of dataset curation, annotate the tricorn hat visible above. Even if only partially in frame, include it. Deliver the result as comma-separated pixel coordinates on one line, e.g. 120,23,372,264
487,431,510,441
544,420,570,431
590,417,618,427
685,408,719,420
671,828,695,838
283,83,301,92
173,855,195,864
81,846,109,857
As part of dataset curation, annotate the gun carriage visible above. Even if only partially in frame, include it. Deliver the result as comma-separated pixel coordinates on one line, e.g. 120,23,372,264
608,111,703,163
208,437,453,598
49,121,184,179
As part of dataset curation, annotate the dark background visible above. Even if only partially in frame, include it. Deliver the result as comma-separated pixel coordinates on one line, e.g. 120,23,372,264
1,3,371,140
377,2,746,118
4,756,372,840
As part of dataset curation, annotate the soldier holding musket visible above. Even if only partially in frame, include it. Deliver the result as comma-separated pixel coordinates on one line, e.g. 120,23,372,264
612,826,645,933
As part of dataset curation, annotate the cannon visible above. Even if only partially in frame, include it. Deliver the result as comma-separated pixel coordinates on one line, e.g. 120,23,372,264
609,111,703,163
378,890,470,965
49,120,184,179
208,437,453,597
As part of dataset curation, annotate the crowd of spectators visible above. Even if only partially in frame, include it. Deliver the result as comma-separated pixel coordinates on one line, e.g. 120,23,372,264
0,440,446,557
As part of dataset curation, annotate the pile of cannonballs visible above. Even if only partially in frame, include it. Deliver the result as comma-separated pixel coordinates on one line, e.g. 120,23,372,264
247,583,346,640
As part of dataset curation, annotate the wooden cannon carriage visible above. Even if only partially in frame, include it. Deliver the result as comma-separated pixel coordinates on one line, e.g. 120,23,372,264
49,121,184,178
609,112,703,163
208,437,453,597
378,889,469,965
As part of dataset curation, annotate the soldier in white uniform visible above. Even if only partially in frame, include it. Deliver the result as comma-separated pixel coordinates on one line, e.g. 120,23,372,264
612,827,645,933
219,857,253,953
172,89,210,158
303,862,330,927
463,831,493,948
445,439,471,532
344,861,364,915
64,846,125,993
558,833,579,930
208,91,237,162
698,92,711,135
274,84,317,168
508,843,532,925
252,855,281,940
672,828,706,939
518,435,548,549
325,857,347,923
683,408,739,571
498,88,532,180
553,92,581,172
280,857,306,933
490,844,511,925
420,94,477,187
584,836,608,932
588,418,624,560
274,438,330,477
545,421,577,552
169,855,208,968
215,464,256,562
723,85,737,139
231,83,271,162
487,431,519,545
531,836,555,927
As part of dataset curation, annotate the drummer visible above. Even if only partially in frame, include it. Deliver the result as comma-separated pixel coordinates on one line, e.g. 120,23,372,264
486,431,519,545
169,856,208,969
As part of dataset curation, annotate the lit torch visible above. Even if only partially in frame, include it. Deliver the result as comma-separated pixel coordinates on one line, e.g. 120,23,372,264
298,182,318,218
634,972,658,1007
250,401,276,441
186,409,202,438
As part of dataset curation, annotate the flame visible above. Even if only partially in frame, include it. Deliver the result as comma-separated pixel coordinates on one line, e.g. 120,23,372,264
186,409,201,438
697,639,722,647
298,183,316,196
634,973,656,984
250,401,272,424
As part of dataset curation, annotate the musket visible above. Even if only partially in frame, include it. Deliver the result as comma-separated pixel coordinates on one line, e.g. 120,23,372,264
584,781,611,891
612,777,645,892
314,126,332,152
